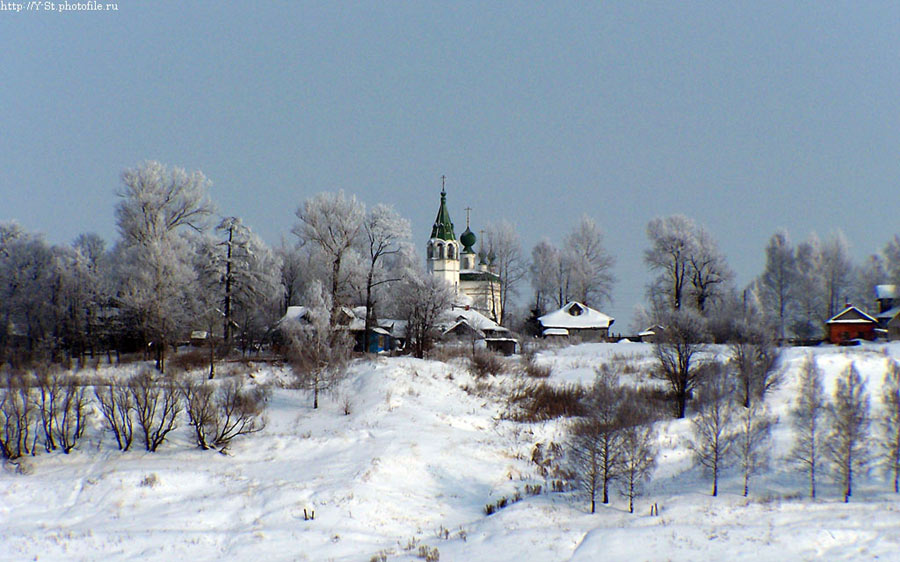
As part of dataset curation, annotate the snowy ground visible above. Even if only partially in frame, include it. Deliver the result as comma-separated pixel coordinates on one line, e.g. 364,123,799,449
3,342,900,561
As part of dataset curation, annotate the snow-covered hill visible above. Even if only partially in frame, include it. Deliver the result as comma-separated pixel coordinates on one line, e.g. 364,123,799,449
3,343,900,561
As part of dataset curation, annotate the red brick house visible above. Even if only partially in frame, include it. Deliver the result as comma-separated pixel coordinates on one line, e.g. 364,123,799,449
826,306,879,344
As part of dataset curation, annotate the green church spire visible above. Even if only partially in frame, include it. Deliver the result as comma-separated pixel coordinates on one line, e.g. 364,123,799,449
430,176,456,241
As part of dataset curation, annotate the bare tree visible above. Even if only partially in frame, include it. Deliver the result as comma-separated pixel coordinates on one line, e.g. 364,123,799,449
688,363,736,496
735,402,774,496
394,269,455,359
645,215,697,311
618,423,657,513
688,227,733,313
653,308,708,418
485,220,527,325
284,281,352,408
880,360,900,493
826,362,871,503
569,417,605,514
729,317,781,408
757,230,796,341
789,354,826,499
293,191,364,323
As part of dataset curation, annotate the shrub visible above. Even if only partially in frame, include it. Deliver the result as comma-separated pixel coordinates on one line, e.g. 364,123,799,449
0,373,40,460
505,382,588,422
470,349,505,378
520,351,552,378
94,378,135,451
129,371,181,452
182,377,267,450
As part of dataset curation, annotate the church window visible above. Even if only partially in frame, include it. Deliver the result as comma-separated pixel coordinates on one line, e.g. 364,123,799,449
448,244,456,259
427,242,433,259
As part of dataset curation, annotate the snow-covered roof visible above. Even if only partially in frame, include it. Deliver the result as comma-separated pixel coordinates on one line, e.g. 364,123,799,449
826,306,878,325
538,302,614,330
877,305,900,321
876,284,898,300
279,306,310,325
438,308,507,333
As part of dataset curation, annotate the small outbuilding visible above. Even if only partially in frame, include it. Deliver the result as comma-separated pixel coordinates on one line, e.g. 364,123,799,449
825,305,879,344
538,302,614,342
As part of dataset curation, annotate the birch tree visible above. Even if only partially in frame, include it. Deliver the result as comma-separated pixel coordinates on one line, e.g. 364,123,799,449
826,362,871,503
736,403,774,496
758,230,796,341
688,363,735,496
881,360,900,493
789,354,826,499
618,423,657,513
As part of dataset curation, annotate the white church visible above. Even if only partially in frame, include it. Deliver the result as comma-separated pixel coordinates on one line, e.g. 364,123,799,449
425,185,502,322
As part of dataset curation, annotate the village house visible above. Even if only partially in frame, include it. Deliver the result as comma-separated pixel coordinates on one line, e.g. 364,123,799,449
537,301,615,342
825,305,879,344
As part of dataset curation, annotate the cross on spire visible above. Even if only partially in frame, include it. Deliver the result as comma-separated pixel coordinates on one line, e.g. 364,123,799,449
441,174,447,194
464,206,472,228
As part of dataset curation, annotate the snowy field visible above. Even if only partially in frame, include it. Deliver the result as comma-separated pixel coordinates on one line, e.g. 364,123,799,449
3,342,900,561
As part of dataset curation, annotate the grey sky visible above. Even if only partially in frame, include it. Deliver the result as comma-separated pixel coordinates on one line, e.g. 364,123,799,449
2,2,899,330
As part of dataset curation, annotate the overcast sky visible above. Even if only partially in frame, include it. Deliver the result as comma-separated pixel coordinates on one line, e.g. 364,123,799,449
3,1,900,330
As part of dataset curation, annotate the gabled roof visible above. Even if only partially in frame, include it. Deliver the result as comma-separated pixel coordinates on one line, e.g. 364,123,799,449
877,305,900,321
826,305,878,325
438,308,508,333
538,302,614,330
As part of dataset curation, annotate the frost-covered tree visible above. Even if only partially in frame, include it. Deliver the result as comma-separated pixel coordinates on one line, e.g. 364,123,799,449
197,217,282,353
394,268,455,359
114,161,214,373
791,237,825,340
653,308,708,418
884,235,900,287
826,362,871,503
880,360,900,493
736,403,774,496
645,215,696,311
757,230,796,341
820,231,854,319
0,226,57,363
529,239,562,312
853,255,887,314
485,220,527,325
293,191,365,323
688,363,735,496
361,204,411,351
688,227,733,313
562,215,616,308
789,354,826,499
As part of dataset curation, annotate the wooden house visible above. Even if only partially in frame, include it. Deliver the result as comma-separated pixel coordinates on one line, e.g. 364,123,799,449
825,306,879,344
538,302,614,342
